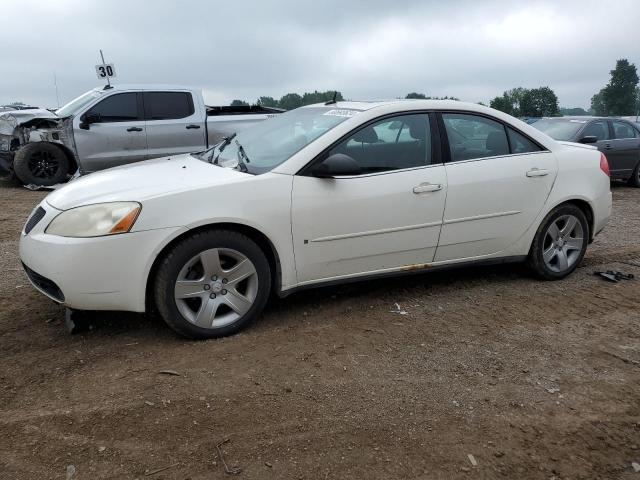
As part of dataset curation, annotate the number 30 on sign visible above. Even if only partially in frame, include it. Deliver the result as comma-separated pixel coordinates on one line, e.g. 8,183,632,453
95,64,116,79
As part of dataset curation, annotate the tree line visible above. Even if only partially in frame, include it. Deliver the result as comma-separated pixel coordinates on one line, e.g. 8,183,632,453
230,59,640,117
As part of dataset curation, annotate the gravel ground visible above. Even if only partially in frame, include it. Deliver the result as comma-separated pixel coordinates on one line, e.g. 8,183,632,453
0,178,639,480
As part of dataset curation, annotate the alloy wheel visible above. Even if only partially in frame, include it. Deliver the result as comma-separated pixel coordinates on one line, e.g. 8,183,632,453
28,150,60,179
542,214,584,273
174,248,259,329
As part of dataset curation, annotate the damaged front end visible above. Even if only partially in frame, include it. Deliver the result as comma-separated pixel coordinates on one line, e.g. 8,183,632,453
0,109,77,177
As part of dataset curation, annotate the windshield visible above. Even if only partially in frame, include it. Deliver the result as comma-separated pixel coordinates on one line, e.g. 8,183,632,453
531,118,585,141
55,90,103,118
196,107,360,174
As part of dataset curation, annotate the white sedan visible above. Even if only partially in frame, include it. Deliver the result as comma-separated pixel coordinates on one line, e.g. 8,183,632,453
20,100,612,339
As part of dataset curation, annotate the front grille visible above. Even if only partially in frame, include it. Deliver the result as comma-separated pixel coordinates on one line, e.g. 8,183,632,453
22,263,65,302
24,206,46,234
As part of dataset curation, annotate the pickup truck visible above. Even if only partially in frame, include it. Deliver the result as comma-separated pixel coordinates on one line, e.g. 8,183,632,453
0,84,281,186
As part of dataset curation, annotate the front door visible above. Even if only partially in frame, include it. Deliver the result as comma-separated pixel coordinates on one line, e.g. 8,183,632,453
436,112,557,262
607,120,640,179
291,113,447,284
73,92,148,172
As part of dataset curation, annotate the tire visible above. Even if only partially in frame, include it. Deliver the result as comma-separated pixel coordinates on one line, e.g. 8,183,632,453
13,142,69,186
528,204,589,280
154,230,271,339
627,162,640,188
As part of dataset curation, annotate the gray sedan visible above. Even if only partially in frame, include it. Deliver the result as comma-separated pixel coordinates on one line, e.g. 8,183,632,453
532,117,640,187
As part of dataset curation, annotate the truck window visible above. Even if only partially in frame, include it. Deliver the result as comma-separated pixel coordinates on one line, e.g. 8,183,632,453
86,93,139,122
143,92,194,120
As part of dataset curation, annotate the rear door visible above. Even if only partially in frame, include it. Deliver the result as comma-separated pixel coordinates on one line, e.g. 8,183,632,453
73,92,147,171
143,91,206,159
435,112,557,262
291,113,447,284
607,120,640,179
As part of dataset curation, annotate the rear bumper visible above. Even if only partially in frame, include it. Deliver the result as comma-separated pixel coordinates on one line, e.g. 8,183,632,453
593,190,612,238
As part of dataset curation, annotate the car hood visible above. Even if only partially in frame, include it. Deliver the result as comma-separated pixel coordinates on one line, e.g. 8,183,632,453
46,154,250,210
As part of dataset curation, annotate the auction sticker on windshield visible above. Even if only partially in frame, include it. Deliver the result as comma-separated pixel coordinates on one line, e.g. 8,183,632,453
323,109,359,117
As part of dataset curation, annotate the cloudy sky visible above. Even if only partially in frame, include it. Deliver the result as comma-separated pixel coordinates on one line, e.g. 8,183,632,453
1,0,638,109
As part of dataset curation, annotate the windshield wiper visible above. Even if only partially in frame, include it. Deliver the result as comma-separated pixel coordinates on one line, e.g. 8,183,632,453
212,133,237,164
235,139,251,173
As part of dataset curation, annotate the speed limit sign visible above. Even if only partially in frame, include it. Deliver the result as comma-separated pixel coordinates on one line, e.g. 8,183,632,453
95,63,116,79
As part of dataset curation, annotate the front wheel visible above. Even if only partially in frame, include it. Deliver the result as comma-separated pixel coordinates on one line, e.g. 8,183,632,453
13,142,69,186
528,204,589,280
154,230,271,339
628,162,640,188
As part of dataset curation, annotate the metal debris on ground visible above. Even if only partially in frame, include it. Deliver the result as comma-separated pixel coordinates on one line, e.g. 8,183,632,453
390,303,408,315
593,270,635,283
65,465,76,480
632,462,640,473
216,438,242,475
467,453,478,466
158,369,181,376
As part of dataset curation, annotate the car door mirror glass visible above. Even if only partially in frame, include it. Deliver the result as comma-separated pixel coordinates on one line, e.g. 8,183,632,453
312,153,362,178
578,135,598,144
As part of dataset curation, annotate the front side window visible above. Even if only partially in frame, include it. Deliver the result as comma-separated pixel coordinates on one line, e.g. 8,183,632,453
85,93,139,122
144,92,194,120
582,121,610,141
327,114,431,174
611,120,637,139
442,113,509,161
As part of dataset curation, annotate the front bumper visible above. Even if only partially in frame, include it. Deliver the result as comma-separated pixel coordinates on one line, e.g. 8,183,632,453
19,201,181,312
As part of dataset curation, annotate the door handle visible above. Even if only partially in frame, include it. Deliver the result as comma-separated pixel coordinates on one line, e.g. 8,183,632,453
413,183,442,194
126,127,143,132
604,144,612,150
526,168,550,177
186,124,201,129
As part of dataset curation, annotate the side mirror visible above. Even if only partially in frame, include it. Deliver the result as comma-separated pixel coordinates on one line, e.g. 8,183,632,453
312,153,362,178
578,135,598,144
79,113,102,130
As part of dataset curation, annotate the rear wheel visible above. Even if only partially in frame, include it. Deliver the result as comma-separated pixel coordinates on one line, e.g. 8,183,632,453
154,230,271,339
13,142,69,186
528,204,588,280
627,162,640,188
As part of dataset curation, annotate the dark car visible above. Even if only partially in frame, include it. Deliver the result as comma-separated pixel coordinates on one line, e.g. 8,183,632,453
531,117,640,187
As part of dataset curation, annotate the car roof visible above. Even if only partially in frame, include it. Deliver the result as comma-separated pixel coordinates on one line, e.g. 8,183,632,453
302,99,488,112
91,84,200,92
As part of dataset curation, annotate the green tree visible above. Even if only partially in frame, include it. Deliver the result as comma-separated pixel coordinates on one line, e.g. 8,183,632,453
278,93,303,110
405,92,427,99
230,99,249,107
256,96,278,108
489,87,526,116
591,59,639,115
519,87,559,117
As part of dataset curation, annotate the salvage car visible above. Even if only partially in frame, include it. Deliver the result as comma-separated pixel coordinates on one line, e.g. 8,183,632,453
20,100,612,339
0,85,281,186
531,116,640,186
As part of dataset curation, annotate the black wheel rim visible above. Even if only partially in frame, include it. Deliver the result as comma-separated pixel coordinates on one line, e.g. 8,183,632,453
28,151,60,179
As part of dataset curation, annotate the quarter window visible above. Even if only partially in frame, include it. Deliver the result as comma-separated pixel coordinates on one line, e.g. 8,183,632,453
442,113,509,161
611,120,637,139
143,92,194,120
85,93,139,122
507,127,542,154
327,114,431,174
582,121,610,141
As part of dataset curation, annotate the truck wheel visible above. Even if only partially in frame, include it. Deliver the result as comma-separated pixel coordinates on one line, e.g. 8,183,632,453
13,142,69,186
154,229,271,339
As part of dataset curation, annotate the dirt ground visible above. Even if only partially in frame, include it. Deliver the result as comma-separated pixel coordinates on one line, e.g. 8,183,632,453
0,178,639,480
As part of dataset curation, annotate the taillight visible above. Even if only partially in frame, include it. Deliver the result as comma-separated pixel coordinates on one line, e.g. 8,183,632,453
600,152,610,177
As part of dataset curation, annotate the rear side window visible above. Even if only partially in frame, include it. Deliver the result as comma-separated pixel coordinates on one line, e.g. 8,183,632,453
86,93,139,122
582,120,610,141
507,127,542,154
442,113,509,161
143,92,194,120
611,120,637,139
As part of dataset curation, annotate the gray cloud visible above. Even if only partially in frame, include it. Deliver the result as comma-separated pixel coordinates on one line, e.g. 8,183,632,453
1,0,638,109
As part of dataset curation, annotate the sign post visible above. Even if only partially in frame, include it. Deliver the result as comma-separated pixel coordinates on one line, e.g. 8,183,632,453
95,50,116,89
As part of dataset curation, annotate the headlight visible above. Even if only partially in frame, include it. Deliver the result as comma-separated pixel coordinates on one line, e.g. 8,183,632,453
45,202,141,238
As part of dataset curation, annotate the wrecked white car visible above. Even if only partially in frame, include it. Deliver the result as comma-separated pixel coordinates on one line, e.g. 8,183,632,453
0,85,281,186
